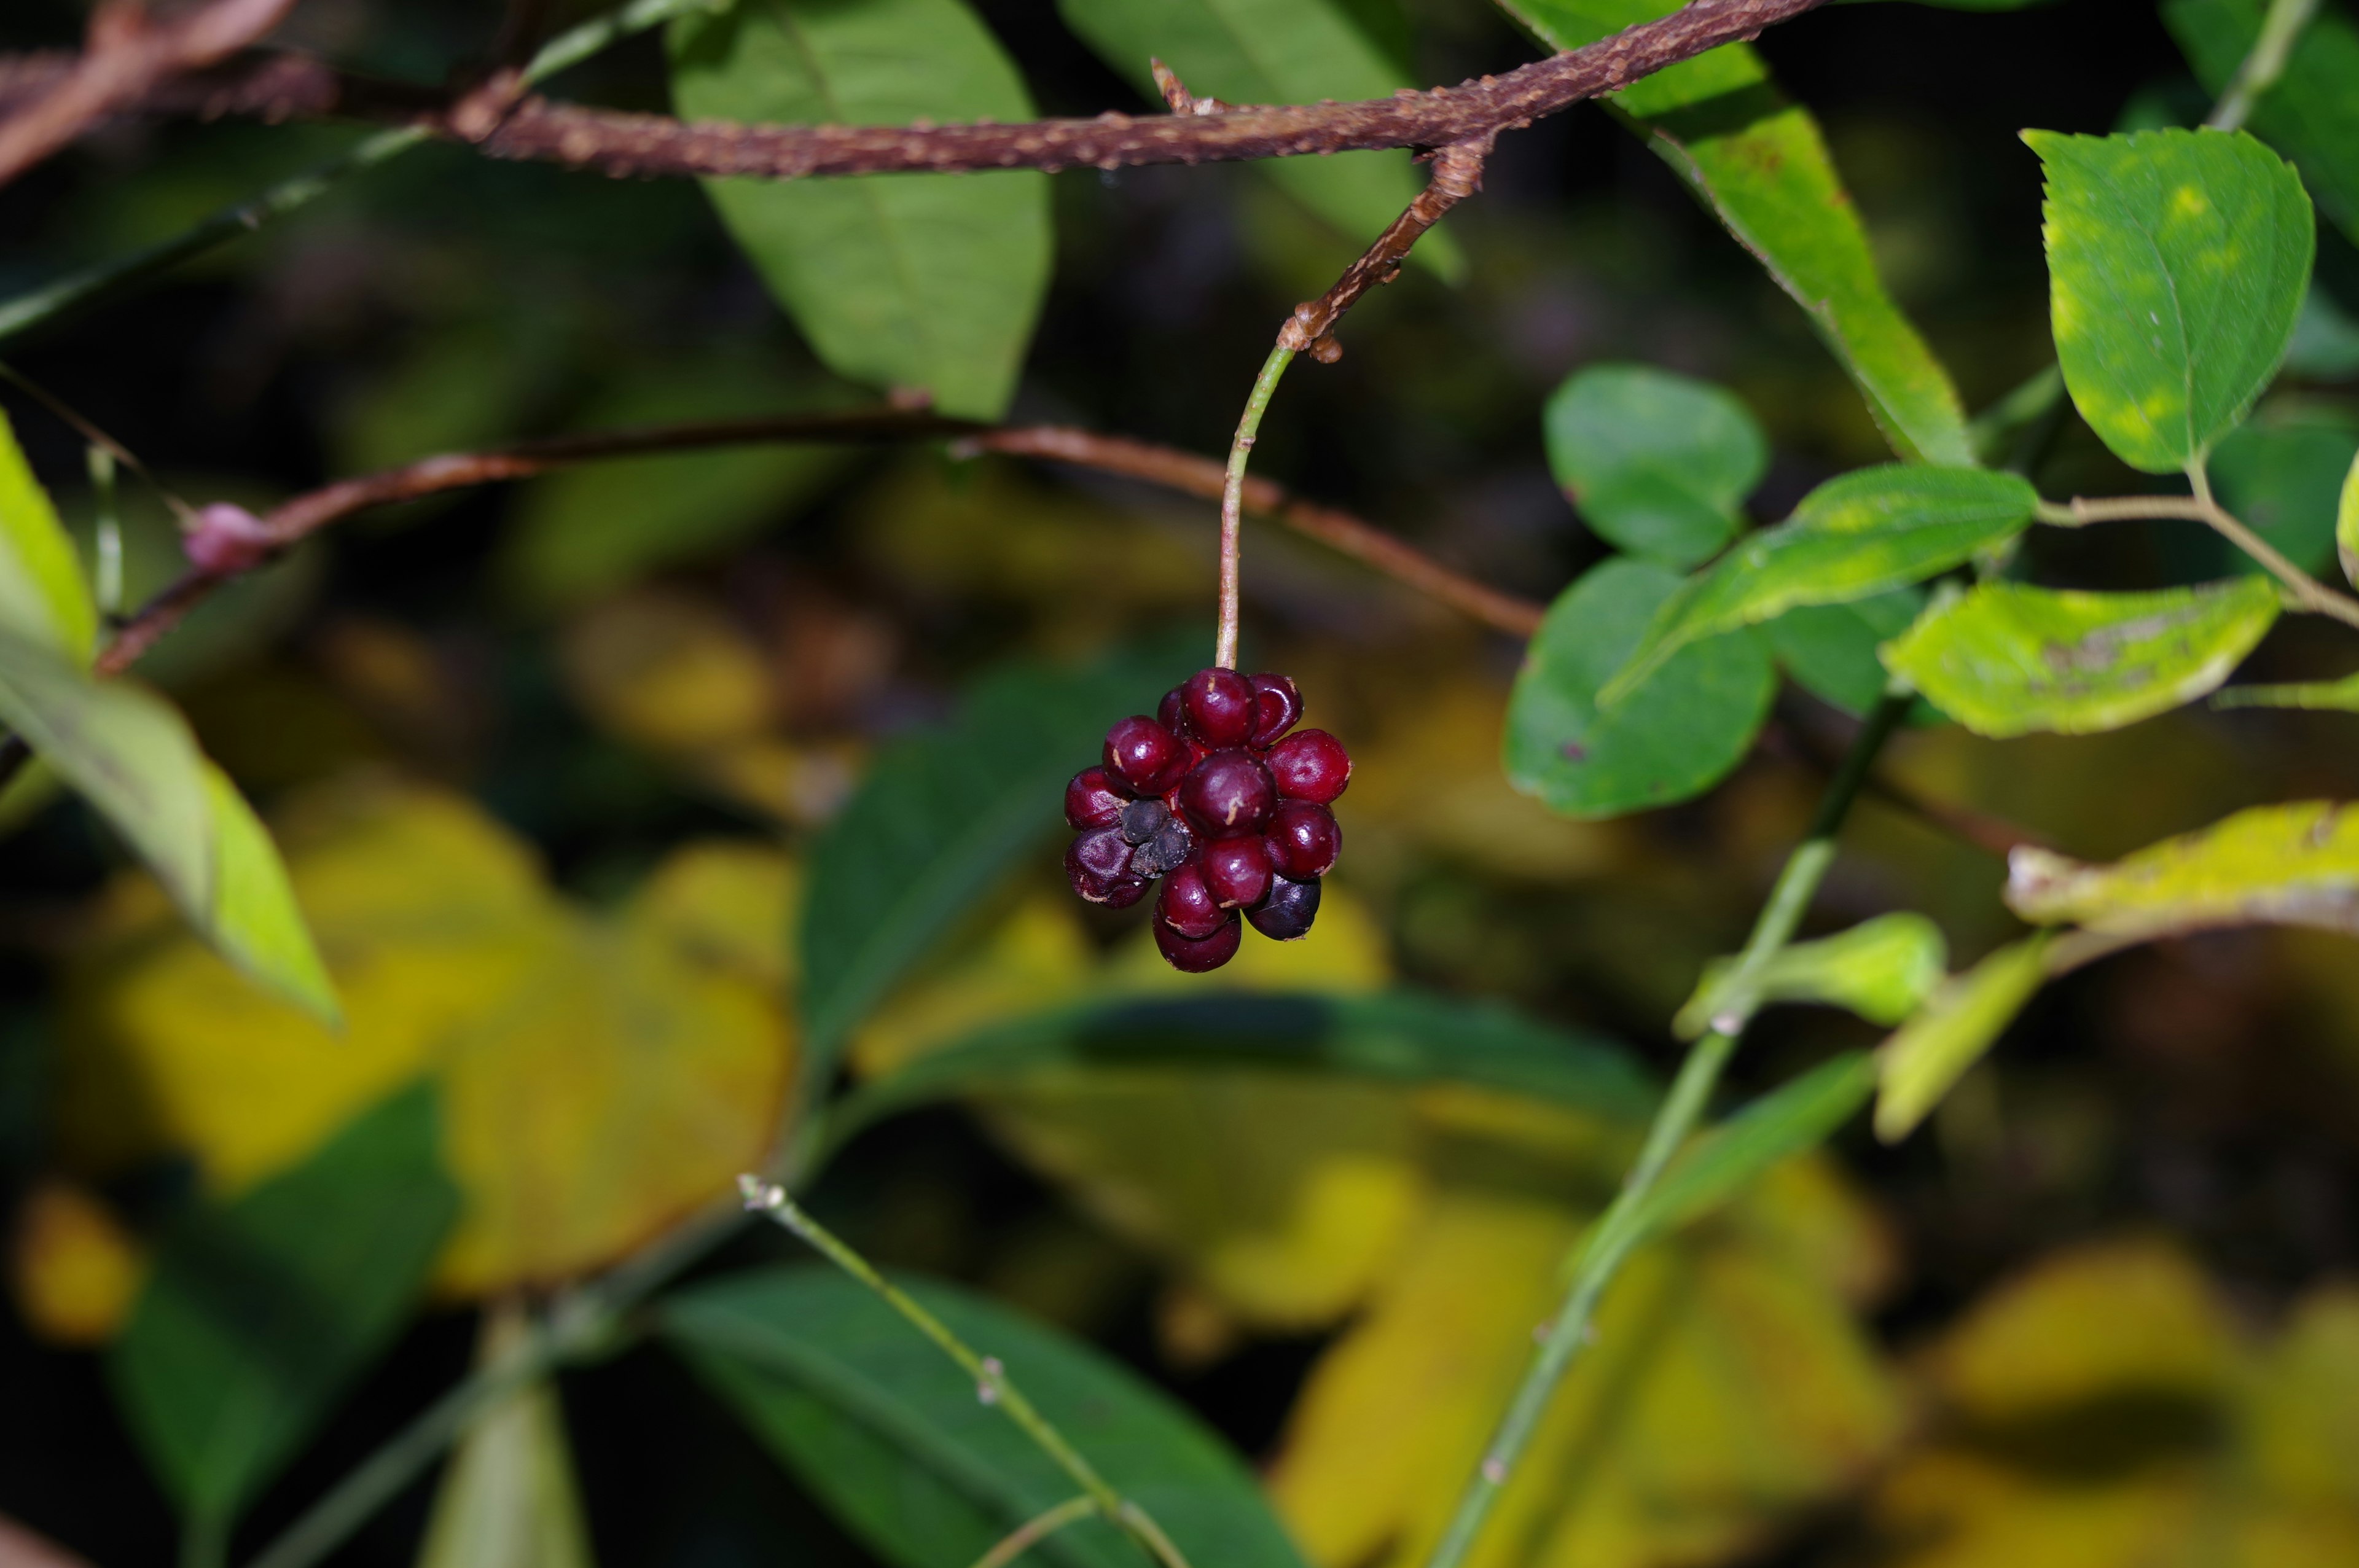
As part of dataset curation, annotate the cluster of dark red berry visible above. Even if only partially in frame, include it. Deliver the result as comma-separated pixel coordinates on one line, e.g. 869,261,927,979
1065,668,1350,972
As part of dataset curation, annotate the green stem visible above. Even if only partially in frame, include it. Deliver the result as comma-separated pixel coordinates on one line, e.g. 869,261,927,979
181,1513,228,1568
2206,0,2320,132
1216,345,1296,669
969,1497,1101,1568
1416,688,1912,1568
739,1177,1194,1568
0,0,723,349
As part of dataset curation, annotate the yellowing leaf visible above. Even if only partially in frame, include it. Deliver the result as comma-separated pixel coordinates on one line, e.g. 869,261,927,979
2006,800,2359,940
558,589,774,754
1874,934,2053,1144
57,777,797,1297
8,1179,143,1346
0,409,97,664
2339,445,2359,588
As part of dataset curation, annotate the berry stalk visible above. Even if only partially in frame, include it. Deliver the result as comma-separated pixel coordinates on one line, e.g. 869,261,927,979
1217,345,1298,669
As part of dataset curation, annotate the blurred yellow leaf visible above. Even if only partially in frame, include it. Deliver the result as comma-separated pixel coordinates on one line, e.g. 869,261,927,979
560,590,775,754
56,776,798,1298
2006,802,2359,941
9,1180,143,1346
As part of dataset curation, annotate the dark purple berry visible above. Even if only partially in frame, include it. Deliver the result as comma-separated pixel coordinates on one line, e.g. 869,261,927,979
1100,875,1151,910
1157,685,1187,735
1066,767,1125,830
1246,673,1302,749
1130,818,1196,878
1178,748,1275,835
1248,874,1321,940
1181,668,1258,747
1158,860,1226,940
1202,835,1272,908
1155,909,1241,972
1119,798,1172,845
1105,716,1189,797
1265,800,1340,880
1266,728,1351,804
1065,827,1138,904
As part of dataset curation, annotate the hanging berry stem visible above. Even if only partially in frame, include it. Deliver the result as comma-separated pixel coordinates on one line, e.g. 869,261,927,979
1216,344,1298,669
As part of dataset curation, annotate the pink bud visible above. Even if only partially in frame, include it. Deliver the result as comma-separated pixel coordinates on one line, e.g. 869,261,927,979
182,503,276,574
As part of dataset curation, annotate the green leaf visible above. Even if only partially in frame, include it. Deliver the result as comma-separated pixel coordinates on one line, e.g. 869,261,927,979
0,408,97,665
419,1318,595,1568
1632,1051,1877,1237
1542,364,1764,569
2212,670,2359,711
2338,440,2359,587
2207,404,2358,579
1497,1,1973,465
663,1265,1310,1568
1600,466,2037,706
824,988,1656,1158
800,641,1192,1080
2165,0,2359,248
2287,283,2359,378
1873,934,2054,1144
1763,587,1928,719
1503,557,1775,821
1881,578,2281,736
108,1084,459,1529
1056,0,1460,279
2005,800,2359,940
668,0,1050,419
201,764,338,1026
1673,913,1948,1041
2028,127,2314,474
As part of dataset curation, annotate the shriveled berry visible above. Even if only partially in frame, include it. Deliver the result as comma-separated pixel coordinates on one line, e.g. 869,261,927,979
1266,728,1351,803
1178,748,1275,835
1130,818,1195,878
1105,716,1189,797
1155,909,1241,972
1157,860,1226,940
1246,673,1302,749
1201,835,1272,908
1066,767,1126,830
1066,827,1136,903
1181,668,1258,747
1119,798,1172,845
1157,685,1187,735
1264,800,1340,880
1248,873,1321,940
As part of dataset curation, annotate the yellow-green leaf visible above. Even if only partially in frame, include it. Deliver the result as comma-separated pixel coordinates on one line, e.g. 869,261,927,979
2213,669,2359,711
1631,1052,1877,1239
201,764,338,1026
1675,912,1948,1040
0,408,97,664
2005,800,2359,940
1882,578,2280,736
1874,934,2052,1143
418,1309,595,1568
2338,442,2359,587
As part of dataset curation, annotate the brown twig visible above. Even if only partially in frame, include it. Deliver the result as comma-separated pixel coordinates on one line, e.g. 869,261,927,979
1277,137,1490,361
2041,491,2359,631
0,0,300,186
1767,711,2056,860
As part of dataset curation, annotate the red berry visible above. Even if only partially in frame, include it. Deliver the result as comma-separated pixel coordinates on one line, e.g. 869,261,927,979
1246,673,1302,749
1248,874,1321,940
1157,685,1187,735
1155,909,1241,972
1157,860,1226,939
1266,728,1350,803
1202,835,1272,908
1100,874,1150,910
1177,749,1275,835
1265,800,1340,879
1065,767,1125,830
1181,668,1258,747
1065,827,1137,903
1104,716,1189,797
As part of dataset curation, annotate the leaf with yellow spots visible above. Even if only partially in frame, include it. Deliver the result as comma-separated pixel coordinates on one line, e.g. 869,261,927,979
2028,127,2313,474
55,776,798,1297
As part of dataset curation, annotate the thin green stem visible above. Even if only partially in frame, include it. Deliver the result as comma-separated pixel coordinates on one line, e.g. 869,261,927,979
1216,345,1296,669
2206,0,2320,132
1417,688,1912,1568
181,1514,228,1568
969,1497,1100,1568
0,0,721,349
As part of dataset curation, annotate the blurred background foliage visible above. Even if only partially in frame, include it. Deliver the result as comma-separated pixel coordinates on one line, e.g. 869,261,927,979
2,0,2358,1565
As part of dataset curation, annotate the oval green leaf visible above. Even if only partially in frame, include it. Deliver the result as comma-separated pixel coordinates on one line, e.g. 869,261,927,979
1504,557,1775,821
1763,587,1930,719
0,409,96,664
662,1265,1311,1568
1880,577,2280,736
1873,934,2054,1144
1600,466,2037,706
2028,126,2314,474
1542,364,1765,568
2005,800,2359,940
668,0,1050,419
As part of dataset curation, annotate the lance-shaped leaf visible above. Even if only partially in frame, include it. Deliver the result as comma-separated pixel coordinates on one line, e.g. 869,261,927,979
1630,1052,1877,1238
1874,934,2053,1144
2028,127,2314,475
1673,913,1948,1041
663,1265,1310,1568
2005,800,2359,940
1601,467,2037,706
1543,364,1765,569
0,410,96,664
1057,0,1458,278
1499,1,1973,466
1503,557,1775,821
1882,578,2280,737
2166,0,2359,248
669,0,1050,419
